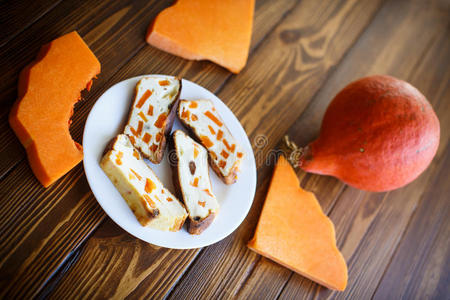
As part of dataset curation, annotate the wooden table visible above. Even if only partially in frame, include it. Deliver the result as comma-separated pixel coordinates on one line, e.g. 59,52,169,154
1,0,449,298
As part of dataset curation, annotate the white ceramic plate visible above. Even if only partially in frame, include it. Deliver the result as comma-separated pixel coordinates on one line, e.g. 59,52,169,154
83,75,256,249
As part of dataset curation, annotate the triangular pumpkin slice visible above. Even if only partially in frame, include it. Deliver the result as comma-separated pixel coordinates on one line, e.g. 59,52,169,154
146,0,254,74
9,31,100,187
248,156,348,291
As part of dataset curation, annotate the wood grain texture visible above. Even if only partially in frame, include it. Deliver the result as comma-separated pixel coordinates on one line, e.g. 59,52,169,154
0,0,298,298
65,0,298,142
167,0,387,298
42,0,298,297
0,0,63,47
275,0,450,298
236,257,292,300
0,0,296,179
0,0,173,179
281,117,448,300
0,0,158,107
373,26,450,299
374,150,450,300
0,0,448,298
0,113,24,179
328,144,448,300
0,0,174,297
50,0,384,296
49,219,199,299
0,0,296,180
0,164,104,298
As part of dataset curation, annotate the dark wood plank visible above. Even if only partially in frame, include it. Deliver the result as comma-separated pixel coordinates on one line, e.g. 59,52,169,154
0,164,104,298
0,0,297,298
325,147,448,299
282,93,448,300
1,0,446,298
0,0,296,179
165,0,387,298
42,0,298,297
373,32,450,299
52,0,449,298
274,0,450,298
48,0,386,293
48,218,199,299
0,0,161,107
0,0,174,179
373,149,450,300
0,0,175,297
65,0,298,148
54,0,384,298
0,115,24,179
0,0,63,47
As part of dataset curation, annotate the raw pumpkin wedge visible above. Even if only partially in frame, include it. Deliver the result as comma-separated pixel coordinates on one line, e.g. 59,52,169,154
9,31,100,187
146,0,254,73
248,156,348,291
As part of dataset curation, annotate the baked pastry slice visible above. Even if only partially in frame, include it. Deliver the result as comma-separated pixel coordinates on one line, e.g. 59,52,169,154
100,134,187,231
170,130,220,234
124,76,181,164
178,99,245,184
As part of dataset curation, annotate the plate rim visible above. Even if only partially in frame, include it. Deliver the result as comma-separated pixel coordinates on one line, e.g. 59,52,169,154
83,74,257,249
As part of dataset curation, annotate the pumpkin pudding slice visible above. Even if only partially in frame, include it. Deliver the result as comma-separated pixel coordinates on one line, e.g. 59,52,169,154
248,156,348,291
124,76,181,164
101,134,187,231
178,100,244,185
170,130,219,234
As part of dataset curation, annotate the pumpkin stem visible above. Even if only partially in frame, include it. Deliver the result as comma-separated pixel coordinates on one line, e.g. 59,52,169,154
282,135,304,169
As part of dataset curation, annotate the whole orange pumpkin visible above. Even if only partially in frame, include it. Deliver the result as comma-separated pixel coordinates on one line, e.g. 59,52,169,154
298,75,440,192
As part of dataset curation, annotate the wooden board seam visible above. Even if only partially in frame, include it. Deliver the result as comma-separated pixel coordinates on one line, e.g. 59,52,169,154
161,250,204,299
36,243,84,299
234,255,263,298
0,153,22,182
275,272,294,300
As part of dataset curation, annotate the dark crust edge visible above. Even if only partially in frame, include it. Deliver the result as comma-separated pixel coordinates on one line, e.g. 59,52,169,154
187,212,216,235
168,130,216,235
124,76,182,164
177,100,238,185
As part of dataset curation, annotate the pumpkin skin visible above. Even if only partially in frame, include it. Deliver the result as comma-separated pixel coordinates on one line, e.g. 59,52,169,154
299,75,440,192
